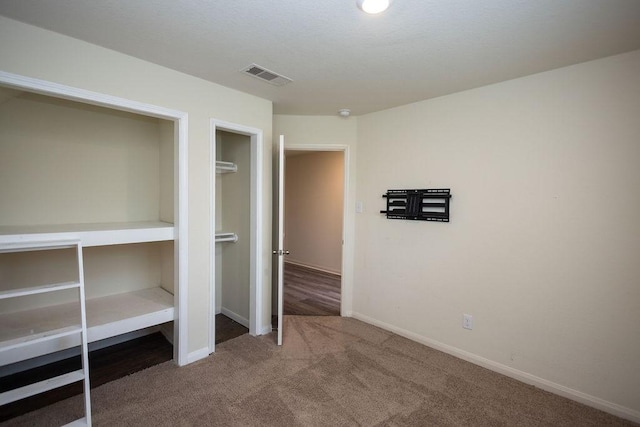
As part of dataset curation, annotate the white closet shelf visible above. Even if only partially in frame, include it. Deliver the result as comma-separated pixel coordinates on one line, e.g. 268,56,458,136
0,287,174,366
0,221,174,247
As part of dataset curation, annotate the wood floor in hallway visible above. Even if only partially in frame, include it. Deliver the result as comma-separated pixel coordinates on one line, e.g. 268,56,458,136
283,262,341,316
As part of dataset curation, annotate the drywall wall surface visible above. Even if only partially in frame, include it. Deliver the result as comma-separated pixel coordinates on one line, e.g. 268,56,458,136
0,248,79,313
0,93,162,225
284,151,344,273
159,119,175,223
354,50,640,415
273,115,357,314
0,16,273,355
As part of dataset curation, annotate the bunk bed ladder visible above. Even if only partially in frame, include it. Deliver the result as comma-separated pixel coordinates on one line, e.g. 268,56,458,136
0,240,92,426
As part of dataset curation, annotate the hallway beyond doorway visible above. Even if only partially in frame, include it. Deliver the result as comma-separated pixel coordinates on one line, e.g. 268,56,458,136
283,263,341,316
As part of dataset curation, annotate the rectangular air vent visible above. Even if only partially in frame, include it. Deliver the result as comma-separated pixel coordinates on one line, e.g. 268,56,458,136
241,63,292,86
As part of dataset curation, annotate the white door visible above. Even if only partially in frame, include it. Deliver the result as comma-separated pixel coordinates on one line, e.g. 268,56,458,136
274,135,287,345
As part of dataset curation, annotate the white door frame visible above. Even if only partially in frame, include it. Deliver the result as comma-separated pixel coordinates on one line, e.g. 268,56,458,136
209,119,264,353
0,70,190,366
283,143,349,316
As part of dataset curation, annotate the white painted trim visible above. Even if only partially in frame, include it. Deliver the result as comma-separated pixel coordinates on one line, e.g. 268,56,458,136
351,312,640,424
276,136,285,346
0,222,174,247
0,70,189,367
209,119,265,355
220,307,250,329
259,324,273,335
284,260,341,276
186,347,210,364
175,114,189,367
209,121,216,355
283,144,350,317
0,71,185,119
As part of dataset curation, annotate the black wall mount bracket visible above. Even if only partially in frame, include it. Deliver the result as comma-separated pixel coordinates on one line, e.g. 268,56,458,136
380,189,451,222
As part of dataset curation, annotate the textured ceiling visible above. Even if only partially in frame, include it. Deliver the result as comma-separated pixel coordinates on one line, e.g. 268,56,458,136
1,0,640,115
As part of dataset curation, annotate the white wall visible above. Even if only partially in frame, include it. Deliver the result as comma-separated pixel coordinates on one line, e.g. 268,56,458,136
273,115,357,314
284,151,344,274
0,16,273,356
0,93,164,225
354,50,640,418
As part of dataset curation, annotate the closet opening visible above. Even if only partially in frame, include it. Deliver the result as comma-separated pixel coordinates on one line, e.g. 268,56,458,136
0,71,189,420
282,150,344,316
210,121,264,352
0,83,184,356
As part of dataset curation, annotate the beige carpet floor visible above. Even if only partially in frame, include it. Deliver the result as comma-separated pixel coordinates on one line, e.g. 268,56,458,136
2,316,636,426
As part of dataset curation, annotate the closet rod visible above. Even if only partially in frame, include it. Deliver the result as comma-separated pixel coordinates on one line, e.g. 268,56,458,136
215,161,237,173
214,232,238,243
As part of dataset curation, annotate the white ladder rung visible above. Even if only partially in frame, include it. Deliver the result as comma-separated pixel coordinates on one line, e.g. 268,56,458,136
0,369,85,405
0,325,83,352
0,281,81,300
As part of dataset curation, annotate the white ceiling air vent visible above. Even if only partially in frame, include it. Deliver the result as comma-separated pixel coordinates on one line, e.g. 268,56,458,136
241,63,292,86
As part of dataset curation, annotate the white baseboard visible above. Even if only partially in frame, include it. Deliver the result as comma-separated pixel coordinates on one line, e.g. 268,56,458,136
259,324,274,335
221,307,249,328
350,312,640,424
285,259,341,276
186,347,210,364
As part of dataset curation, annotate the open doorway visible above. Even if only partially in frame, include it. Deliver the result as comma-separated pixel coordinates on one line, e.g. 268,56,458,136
283,150,344,316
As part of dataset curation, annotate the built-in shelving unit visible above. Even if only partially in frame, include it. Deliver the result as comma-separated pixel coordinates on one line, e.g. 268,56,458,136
0,240,92,425
0,224,176,366
0,77,186,377
0,221,174,247
0,285,174,366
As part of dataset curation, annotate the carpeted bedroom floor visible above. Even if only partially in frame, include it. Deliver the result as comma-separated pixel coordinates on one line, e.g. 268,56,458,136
2,316,635,426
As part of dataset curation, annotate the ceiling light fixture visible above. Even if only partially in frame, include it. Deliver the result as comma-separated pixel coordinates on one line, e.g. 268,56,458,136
338,109,351,117
356,0,391,14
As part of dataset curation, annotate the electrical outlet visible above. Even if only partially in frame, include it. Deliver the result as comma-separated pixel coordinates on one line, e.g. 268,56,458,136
463,314,473,330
